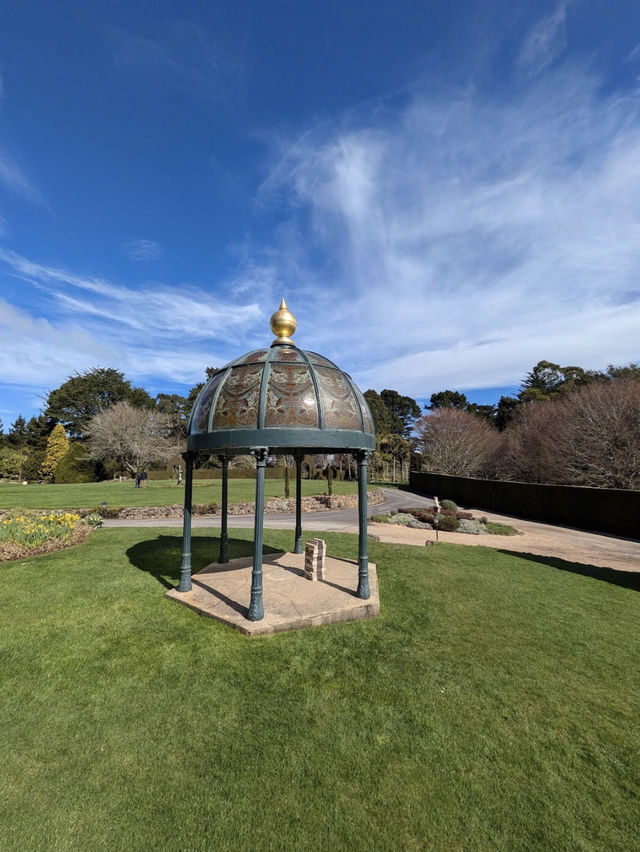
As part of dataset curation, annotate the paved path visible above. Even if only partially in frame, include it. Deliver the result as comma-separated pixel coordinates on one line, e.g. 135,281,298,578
104,487,640,573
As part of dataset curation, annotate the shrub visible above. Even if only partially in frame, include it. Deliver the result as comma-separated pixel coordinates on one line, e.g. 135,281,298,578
83,513,103,528
440,499,458,511
416,510,436,524
484,521,519,536
90,505,125,519
388,513,419,526
55,442,100,483
193,502,219,515
456,511,473,520
436,514,460,532
458,519,485,535
371,514,390,523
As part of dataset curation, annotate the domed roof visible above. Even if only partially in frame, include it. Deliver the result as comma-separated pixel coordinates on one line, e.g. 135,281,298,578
187,300,375,455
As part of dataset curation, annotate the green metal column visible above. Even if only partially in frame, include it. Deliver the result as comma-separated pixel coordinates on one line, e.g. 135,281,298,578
178,452,194,592
294,453,303,554
248,447,268,621
356,450,371,599
218,455,229,564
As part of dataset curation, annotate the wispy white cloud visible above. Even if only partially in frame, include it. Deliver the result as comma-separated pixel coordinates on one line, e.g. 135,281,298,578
125,238,162,260
0,247,269,402
109,23,242,100
518,3,569,77
0,151,48,208
0,248,262,342
260,62,640,397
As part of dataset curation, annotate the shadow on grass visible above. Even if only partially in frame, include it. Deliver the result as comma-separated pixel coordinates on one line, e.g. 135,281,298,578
499,550,640,592
126,533,281,590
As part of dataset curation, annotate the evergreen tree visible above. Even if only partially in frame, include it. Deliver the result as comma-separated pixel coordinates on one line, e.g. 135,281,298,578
44,367,154,439
7,415,28,447
40,424,70,482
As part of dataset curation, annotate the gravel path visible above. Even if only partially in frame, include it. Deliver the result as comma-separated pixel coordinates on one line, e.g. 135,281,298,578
104,487,640,573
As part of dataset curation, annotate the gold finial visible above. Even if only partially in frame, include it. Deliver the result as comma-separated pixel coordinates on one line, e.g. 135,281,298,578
270,298,297,346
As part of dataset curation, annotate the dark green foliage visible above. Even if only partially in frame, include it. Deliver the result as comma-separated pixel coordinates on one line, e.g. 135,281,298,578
519,360,591,402
428,389,468,409
437,513,460,531
155,393,190,438
440,498,458,511
364,388,420,436
495,395,519,430
55,442,100,484
44,367,154,439
6,415,28,447
22,450,45,482
603,362,640,381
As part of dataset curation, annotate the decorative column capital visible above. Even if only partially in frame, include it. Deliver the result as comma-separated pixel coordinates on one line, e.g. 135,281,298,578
181,451,197,464
250,447,269,466
354,450,372,464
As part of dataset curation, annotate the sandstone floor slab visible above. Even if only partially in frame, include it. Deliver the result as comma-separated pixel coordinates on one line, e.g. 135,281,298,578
166,551,379,635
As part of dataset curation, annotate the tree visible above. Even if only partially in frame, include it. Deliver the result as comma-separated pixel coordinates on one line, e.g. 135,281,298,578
0,446,29,479
498,378,640,489
155,393,190,438
496,401,564,484
364,389,420,437
519,360,589,402
428,390,469,410
86,401,175,476
45,367,154,440
7,415,28,447
495,395,519,431
415,408,501,477
378,433,412,483
40,424,70,482
54,442,100,483
553,379,640,489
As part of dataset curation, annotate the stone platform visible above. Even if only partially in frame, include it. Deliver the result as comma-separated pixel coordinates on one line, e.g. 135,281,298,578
166,551,379,636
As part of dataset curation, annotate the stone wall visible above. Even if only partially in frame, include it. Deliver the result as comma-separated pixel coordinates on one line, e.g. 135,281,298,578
95,488,385,521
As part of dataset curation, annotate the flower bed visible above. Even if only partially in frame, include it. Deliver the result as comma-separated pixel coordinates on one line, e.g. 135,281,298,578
371,506,519,536
0,511,94,561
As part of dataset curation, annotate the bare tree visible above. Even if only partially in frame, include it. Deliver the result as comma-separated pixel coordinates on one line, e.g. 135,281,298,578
86,401,176,476
554,379,640,489
415,408,502,477
497,400,565,484
499,379,640,489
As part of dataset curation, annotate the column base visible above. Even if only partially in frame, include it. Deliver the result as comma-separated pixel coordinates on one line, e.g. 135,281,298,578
248,593,264,621
357,558,370,599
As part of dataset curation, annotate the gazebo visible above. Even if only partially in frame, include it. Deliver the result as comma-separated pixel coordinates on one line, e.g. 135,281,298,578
176,299,376,622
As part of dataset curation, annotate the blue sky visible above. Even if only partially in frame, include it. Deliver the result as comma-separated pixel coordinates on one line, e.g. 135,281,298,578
1,0,640,429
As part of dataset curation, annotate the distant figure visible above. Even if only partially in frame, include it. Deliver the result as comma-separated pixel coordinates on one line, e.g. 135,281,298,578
135,473,142,488
140,469,148,488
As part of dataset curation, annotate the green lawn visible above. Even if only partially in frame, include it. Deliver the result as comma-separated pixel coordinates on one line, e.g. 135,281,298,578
0,478,362,510
1,529,638,850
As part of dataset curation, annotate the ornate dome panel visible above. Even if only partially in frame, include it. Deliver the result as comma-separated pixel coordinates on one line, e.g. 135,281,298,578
187,300,375,454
